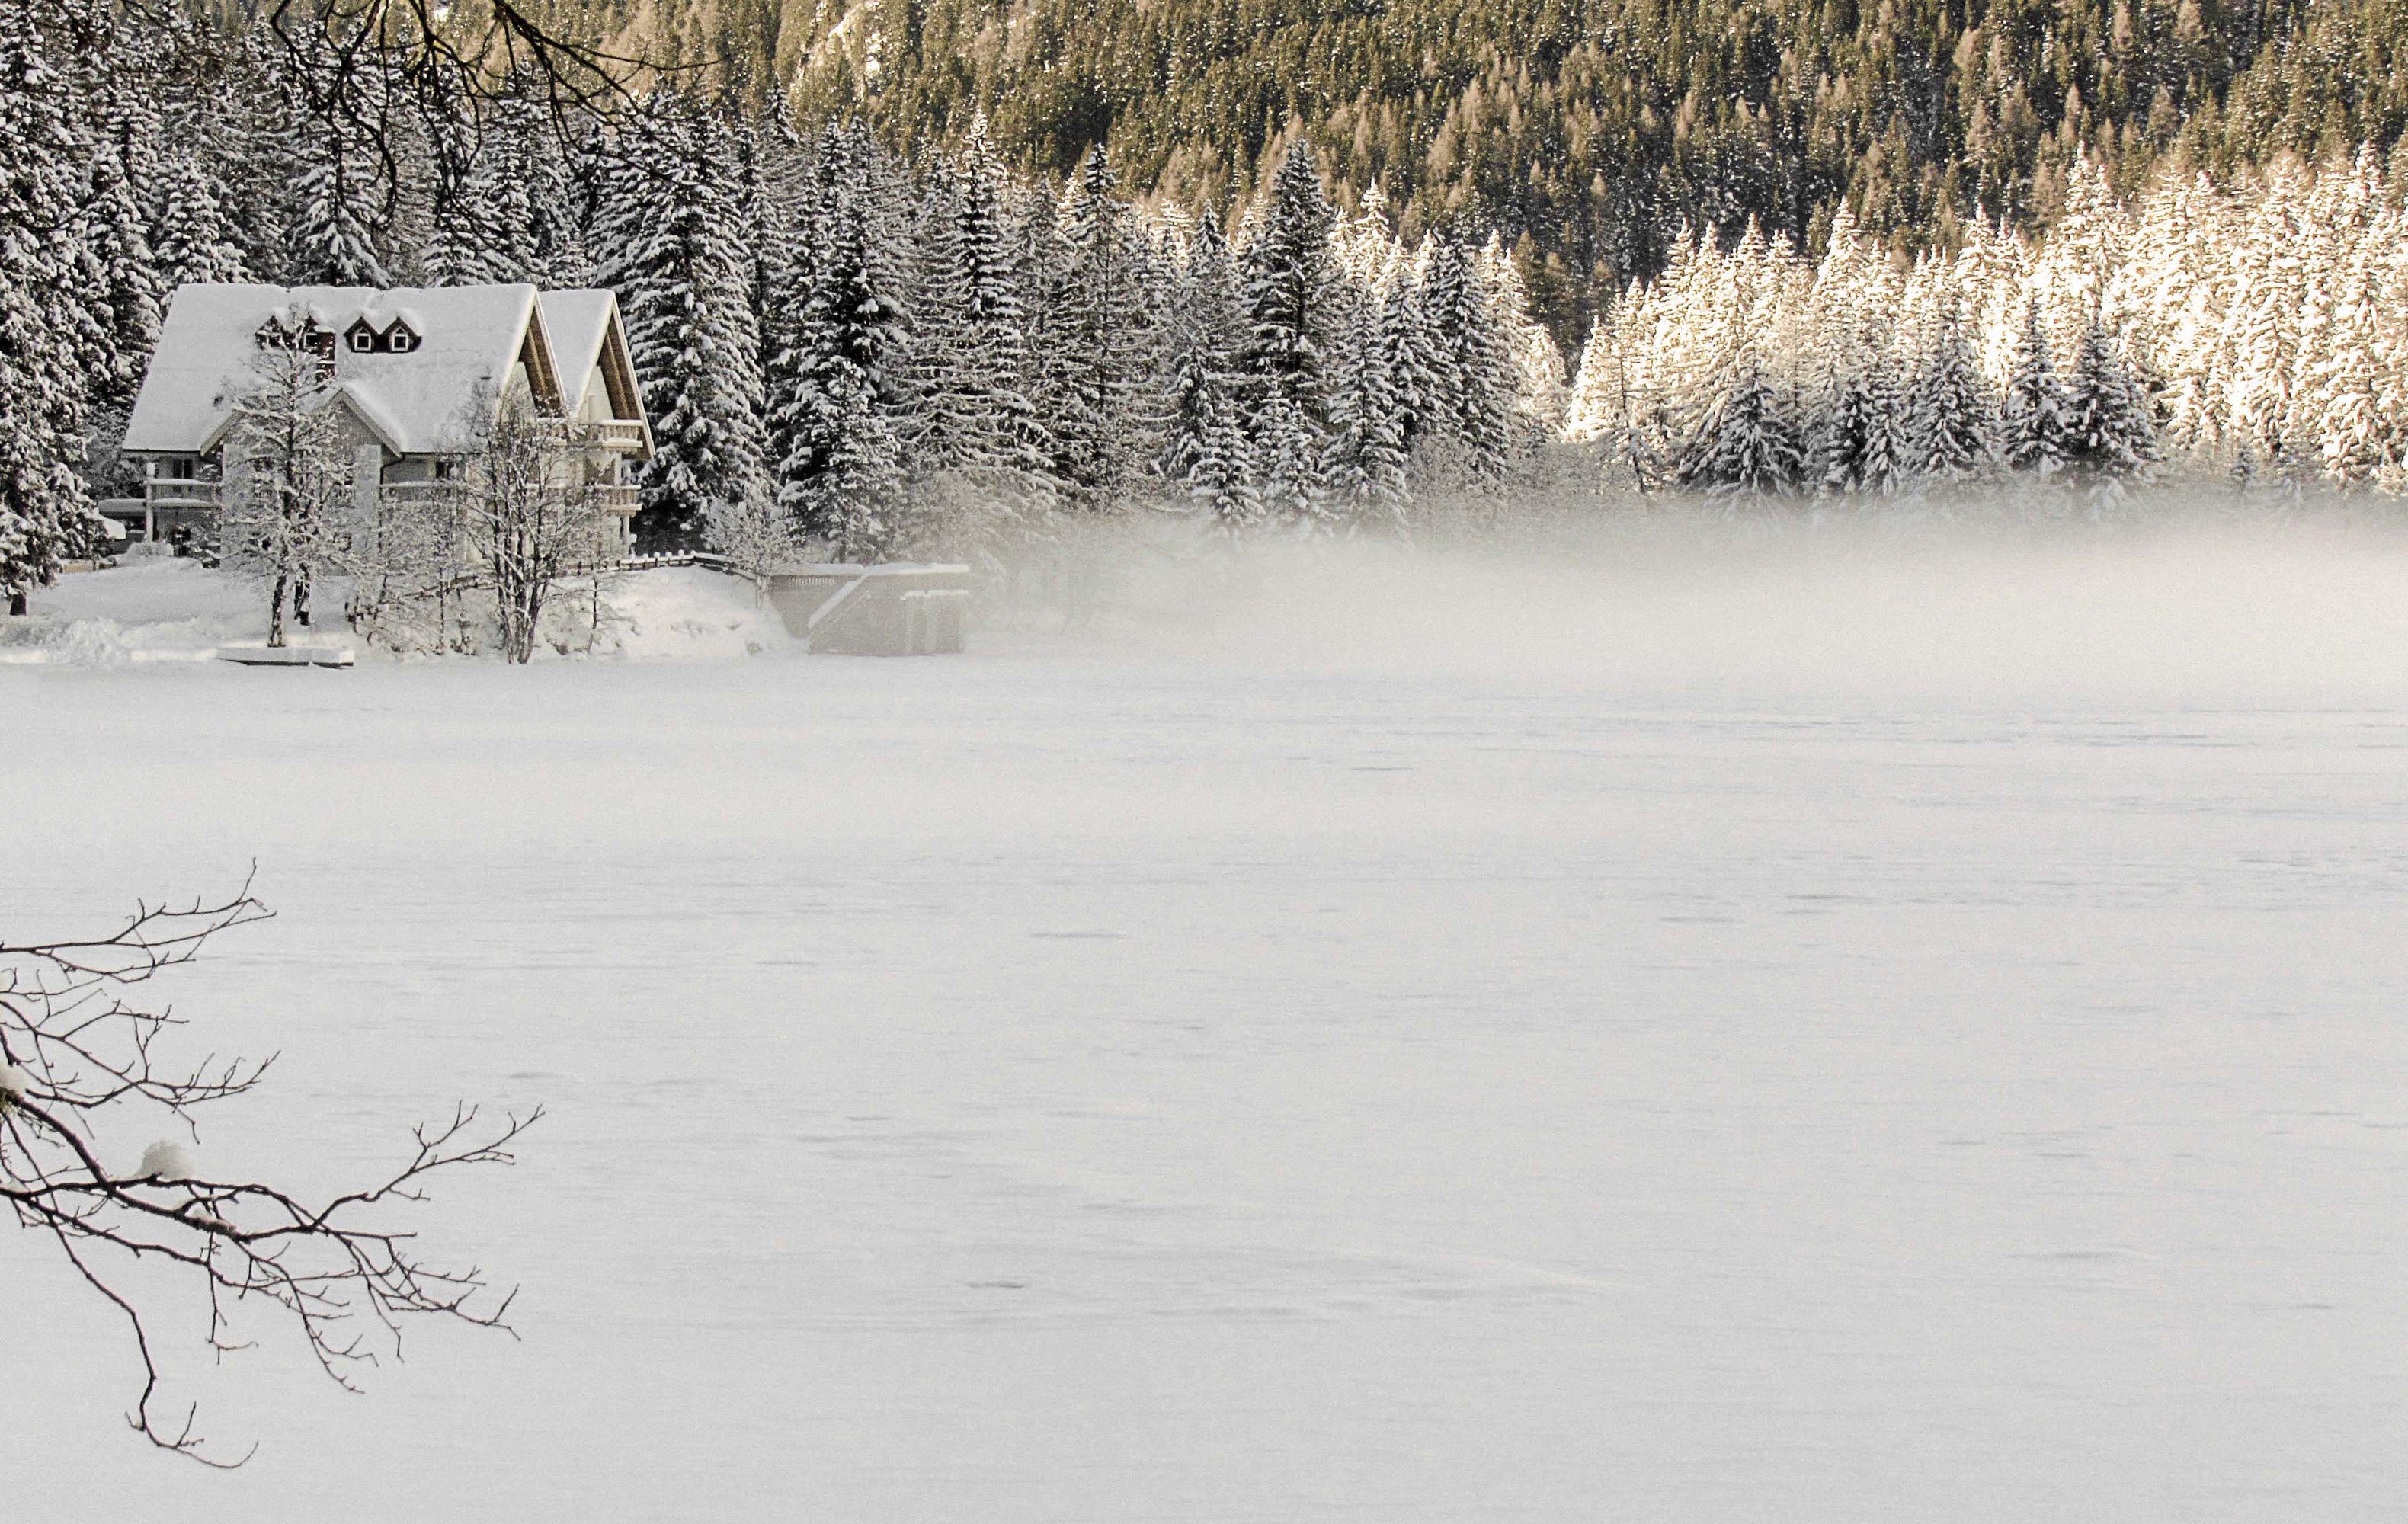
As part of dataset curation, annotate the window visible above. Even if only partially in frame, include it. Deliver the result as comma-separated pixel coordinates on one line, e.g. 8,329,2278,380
383,320,420,354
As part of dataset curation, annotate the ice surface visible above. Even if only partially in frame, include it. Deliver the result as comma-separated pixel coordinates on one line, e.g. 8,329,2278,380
5,515,2407,1520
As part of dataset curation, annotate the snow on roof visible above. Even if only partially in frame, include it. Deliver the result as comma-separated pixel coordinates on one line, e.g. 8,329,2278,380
124,284,543,456
537,290,617,415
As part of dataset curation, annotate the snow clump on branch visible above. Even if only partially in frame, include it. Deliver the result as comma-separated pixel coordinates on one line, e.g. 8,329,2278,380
135,1141,196,1183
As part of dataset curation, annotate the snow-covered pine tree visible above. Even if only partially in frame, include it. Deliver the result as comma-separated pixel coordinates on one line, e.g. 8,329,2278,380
0,0,110,615
909,115,1055,517
776,126,910,559
1682,355,1804,504
761,124,830,528
1047,146,1154,511
1318,277,1410,534
2312,226,2396,491
1254,388,1327,528
1858,357,1916,498
1194,402,1266,539
82,70,166,419
419,82,556,289
498,82,588,287
2000,297,2073,479
2222,178,2304,486
1652,232,1753,488
2063,309,2162,498
1159,205,1247,491
1418,237,1517,491
2032,149,2130,357
153,149,252,289
213,28,308,290
1239,142,1338,438
1379,261,1439,466
1911,302,2000,488
1564,312,1620,444
1817,360,1876,497
1565,303,1658,493
702,113,775,549
1479,232,1570,447
290,133,391,287
279,22,392,290
620,101,772,550
583,96,670,298
794,357,904,562
2153,177,2230,457
727,111,786,380
419,123,516,286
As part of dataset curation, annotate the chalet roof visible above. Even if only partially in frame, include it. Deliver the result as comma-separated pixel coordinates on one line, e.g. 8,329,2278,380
123,283,573,457
537,290,616,414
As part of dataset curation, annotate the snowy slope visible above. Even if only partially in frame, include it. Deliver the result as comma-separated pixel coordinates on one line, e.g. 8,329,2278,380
5,517,2408,1522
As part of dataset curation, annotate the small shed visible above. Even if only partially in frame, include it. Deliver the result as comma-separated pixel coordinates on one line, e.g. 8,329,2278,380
767,564,973,655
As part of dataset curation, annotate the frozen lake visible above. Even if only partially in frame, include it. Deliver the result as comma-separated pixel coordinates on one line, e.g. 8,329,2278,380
6,523,2408,1519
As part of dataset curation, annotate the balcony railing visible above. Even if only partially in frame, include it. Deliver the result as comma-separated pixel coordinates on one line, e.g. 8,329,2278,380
379,481,463,510
145,478,222,507
140,476,633,514
584,420,647,451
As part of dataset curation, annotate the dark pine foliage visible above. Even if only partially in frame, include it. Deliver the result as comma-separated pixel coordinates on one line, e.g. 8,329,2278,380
623,0,2408,344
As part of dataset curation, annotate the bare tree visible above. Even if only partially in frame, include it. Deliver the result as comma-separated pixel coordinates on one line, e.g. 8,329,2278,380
457,385,622,662
217,312,359,648
0,880,537,1466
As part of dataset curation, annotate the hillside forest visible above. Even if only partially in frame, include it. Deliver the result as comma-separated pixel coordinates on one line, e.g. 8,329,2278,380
8,0,2408,608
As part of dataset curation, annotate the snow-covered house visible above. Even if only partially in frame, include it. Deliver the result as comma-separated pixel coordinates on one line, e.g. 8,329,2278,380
117,283,652,546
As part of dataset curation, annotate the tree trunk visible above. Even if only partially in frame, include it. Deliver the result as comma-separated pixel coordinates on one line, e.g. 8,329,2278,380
267,574,287,648
7,589,26,616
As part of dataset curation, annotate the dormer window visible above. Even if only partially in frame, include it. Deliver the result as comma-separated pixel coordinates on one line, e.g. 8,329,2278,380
382,319,419,354
257,309,334,358
347,319,379,353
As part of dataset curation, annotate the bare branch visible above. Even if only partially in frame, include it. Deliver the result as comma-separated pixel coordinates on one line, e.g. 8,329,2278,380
2,883,534,1466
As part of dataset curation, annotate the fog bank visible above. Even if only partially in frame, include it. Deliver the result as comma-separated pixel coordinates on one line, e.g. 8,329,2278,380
1057,504,2408,706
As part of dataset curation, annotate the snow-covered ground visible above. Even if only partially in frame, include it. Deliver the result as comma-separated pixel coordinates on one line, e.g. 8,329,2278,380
0,550,790,664
7,515,2408,1521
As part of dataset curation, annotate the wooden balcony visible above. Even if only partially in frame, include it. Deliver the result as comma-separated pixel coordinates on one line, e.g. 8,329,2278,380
142,476,634,517
145,477,222,507
379,481,463,511
583,420,648,452
379,479,635,514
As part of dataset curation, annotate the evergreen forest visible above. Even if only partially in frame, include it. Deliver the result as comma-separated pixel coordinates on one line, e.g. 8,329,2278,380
597,0,2408,338
9,0,2408,613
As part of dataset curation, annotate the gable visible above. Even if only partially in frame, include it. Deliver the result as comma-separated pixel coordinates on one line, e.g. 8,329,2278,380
536,288,653,456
